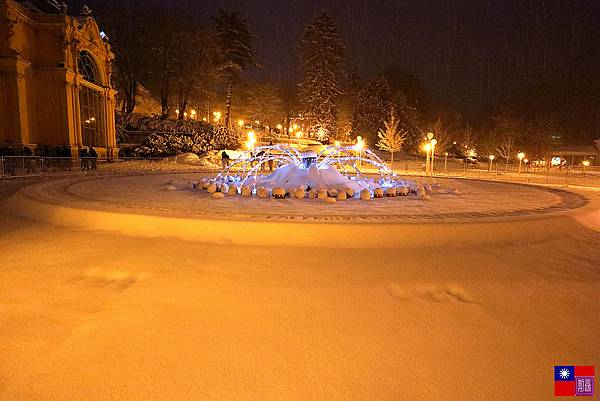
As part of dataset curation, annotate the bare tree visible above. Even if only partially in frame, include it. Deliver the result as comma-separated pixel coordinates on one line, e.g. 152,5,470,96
377,109,408,165
496,134,516,171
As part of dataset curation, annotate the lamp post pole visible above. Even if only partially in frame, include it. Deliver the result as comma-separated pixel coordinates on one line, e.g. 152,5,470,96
518,152,525,175
430,139,437,176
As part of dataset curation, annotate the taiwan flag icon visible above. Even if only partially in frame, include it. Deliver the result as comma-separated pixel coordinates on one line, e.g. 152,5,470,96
554,366,595,396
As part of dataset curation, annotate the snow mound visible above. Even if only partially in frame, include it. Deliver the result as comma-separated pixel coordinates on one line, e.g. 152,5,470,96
175,153,200,164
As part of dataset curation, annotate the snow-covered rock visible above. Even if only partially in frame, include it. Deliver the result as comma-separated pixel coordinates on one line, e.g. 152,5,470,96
307,188,318,199
385,188,397,197
344,187,354,198
241,186,253,197
417,187,426,197
337,191,347,201
272,187,286,199
164,185,177,191
257,187,270,198
317,190,328,200
325,196,337,204
327,188,338,197
228,185,239,196
175,153,200,164
206,183,217,194
211,192,225,199
373,188,384,198
295,188,306,199
220,183,229,194
360,189,371,200
398,187,409,196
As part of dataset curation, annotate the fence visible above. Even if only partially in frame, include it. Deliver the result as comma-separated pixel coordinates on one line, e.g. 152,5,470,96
0,156,220,179
391,158,600,189
2,155,600,189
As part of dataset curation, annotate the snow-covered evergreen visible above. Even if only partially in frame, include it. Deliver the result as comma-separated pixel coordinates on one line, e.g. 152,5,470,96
298,12,345,142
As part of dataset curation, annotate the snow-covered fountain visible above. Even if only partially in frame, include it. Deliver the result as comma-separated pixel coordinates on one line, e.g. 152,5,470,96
199,144,425,201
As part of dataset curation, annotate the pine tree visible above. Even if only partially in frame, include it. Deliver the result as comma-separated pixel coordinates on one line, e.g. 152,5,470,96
214,9,254,128
377,109,408,165
351,77,392,145
298,12,345,141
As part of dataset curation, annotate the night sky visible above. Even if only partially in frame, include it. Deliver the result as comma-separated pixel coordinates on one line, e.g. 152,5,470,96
73,0,600,117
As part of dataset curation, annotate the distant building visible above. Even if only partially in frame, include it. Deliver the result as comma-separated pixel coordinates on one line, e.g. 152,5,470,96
550,145,599,166
0,0,117,157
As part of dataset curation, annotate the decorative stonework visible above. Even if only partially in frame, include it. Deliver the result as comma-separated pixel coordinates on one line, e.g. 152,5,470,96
0,0,116,157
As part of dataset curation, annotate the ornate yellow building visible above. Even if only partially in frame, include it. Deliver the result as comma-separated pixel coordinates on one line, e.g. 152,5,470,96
0,0,116,157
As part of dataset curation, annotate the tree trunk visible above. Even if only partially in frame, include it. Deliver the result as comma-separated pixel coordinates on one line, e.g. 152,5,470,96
207,99,211,124
126,76,137,114
390,151,394,166
225,79,233,127
160,68,170,118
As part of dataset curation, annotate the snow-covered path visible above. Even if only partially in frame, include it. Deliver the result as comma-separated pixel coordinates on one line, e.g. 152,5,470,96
0,179,599,401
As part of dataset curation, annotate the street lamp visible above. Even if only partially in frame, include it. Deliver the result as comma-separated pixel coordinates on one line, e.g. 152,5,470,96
238,119,244,128
213,111,221,123
296,131,302,146
444,152,449,173
246,131,256,150
334,140,341,148
489,155,495,172
430,139,437,176
424,143,432,175
517,152,525,174
355,136,365,167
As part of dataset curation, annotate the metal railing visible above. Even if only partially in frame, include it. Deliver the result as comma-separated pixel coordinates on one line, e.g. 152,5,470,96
2,155,600,189
389,158,600,189
0,156,221,179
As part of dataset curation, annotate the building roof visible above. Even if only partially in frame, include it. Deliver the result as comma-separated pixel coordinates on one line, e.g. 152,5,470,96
17,0,63,14
550,146,599,156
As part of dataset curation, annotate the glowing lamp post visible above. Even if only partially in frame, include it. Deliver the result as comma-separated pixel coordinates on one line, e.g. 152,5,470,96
517,152,525,174
246,131,256,151
213,111,222,124
489,155,495,172
444,152,449,173
296,131,302,146
430,138,437,176
423,143,432,175
355,136,365,167
238,119,244,128
582,159,590,183
334,140,341,148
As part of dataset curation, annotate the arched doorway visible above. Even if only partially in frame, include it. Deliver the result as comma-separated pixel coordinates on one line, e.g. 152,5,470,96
78,51,106,147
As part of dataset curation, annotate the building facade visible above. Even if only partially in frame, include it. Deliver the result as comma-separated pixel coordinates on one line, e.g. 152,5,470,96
0,0,116,157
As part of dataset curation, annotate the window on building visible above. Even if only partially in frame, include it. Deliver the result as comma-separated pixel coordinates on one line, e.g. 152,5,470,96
77,51,106,147
77,51,100,85
80,86,106,147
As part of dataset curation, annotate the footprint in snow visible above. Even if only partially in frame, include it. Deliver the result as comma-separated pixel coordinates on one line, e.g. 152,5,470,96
387,282,475,304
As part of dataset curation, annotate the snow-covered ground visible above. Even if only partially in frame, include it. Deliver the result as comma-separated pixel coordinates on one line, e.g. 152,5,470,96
0,177,599,401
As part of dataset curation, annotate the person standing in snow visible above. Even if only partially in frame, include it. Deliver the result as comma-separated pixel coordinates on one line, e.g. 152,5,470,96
221,150,230,169
89,147,98,170
79,147,89,171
